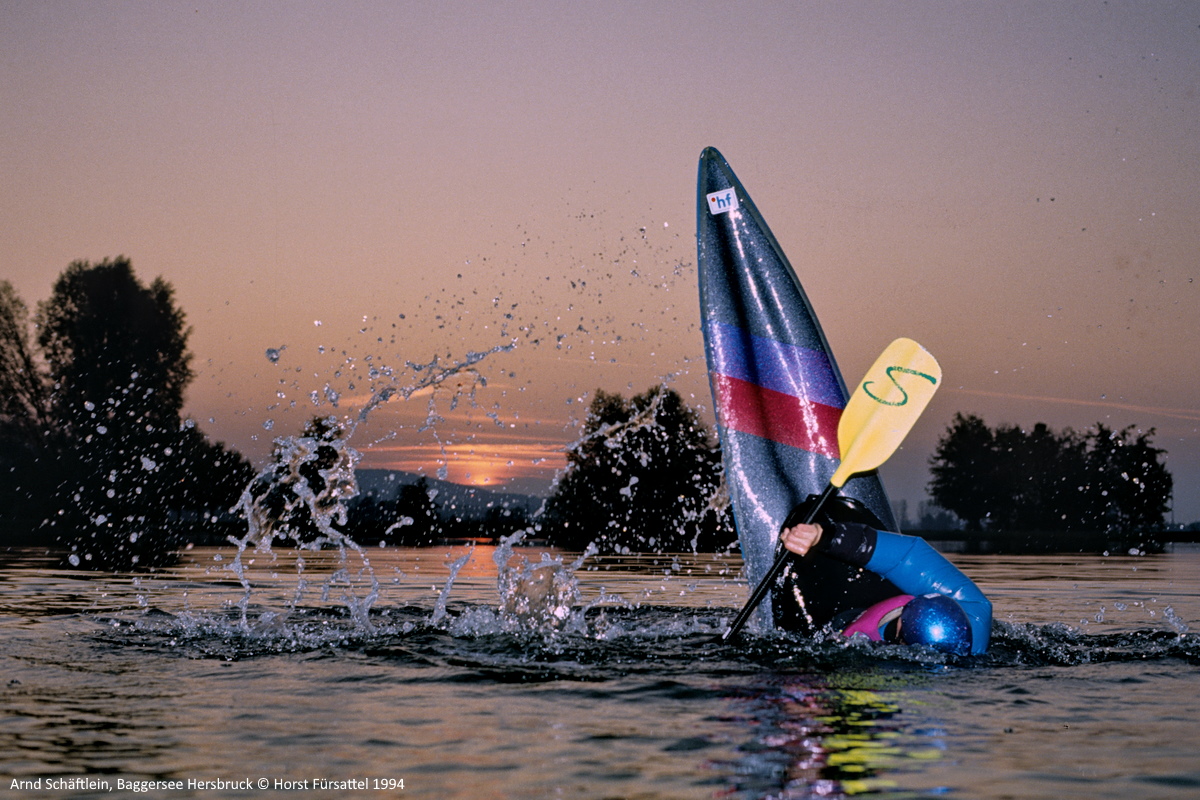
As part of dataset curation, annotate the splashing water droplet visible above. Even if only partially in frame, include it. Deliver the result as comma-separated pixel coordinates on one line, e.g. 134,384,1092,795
1164,606,1190,634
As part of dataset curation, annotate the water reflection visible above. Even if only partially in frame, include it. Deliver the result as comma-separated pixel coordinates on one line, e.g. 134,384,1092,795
155,545,750,621
715,670,945,798
1,546,1197,798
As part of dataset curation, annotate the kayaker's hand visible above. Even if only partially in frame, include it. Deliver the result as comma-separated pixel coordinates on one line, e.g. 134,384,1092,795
780,523,823,557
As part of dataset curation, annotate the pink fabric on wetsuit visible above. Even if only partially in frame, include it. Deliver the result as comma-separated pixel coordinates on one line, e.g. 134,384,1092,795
842,594,914,641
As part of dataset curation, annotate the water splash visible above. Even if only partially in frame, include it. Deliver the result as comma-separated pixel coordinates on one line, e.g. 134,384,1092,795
1163,606,1190,635
988,619,1197,666
353,343,515,425
228,414,376,631
226,341,517,633
429,547,473,627
492,528,595,631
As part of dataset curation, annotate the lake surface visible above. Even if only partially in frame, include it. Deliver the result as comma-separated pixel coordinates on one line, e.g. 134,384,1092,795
1,540,1197,799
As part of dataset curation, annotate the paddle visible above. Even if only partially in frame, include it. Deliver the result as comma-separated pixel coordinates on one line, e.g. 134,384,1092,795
720,337,942,641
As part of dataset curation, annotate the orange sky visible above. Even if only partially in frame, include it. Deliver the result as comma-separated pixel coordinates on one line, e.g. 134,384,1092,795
4,1,1199,520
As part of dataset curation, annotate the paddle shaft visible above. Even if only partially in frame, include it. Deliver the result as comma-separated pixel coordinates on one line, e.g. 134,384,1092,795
721,482,838,641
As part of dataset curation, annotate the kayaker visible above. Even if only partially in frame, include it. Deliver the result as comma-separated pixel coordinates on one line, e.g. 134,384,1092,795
773,496,992,655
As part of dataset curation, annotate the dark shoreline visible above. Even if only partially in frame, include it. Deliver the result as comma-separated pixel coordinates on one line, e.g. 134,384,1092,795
914,527,1197,555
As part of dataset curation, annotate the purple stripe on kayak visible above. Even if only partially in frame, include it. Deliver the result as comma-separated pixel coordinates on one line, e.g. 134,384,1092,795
706,321,844,409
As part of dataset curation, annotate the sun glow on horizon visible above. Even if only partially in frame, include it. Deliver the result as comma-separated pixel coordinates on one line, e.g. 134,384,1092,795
361,440,568,490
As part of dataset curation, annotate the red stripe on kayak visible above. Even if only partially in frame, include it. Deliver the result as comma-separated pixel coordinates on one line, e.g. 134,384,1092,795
713,373,841,459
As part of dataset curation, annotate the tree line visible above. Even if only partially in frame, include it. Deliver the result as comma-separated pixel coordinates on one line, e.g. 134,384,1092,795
240,389,735,554
928,412,1173,546
539,401,1175,553
0,257,1178,568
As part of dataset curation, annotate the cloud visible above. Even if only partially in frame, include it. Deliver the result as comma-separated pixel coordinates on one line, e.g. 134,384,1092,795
947,387,1200,423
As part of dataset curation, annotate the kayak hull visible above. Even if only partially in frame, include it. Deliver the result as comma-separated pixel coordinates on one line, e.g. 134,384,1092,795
696,147,897,630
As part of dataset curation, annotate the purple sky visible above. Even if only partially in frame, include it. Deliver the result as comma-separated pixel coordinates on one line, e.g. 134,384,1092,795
4,1,1198,520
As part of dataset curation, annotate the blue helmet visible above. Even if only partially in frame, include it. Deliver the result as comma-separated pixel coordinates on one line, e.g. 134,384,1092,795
898,594,972,655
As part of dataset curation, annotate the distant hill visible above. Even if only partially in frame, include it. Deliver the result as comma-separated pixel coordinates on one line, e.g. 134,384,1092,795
354,469,545,520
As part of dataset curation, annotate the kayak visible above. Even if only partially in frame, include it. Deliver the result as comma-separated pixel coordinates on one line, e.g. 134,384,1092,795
696,147,898,632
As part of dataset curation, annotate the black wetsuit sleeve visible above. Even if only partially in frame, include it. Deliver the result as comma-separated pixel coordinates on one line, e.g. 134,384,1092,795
815,522,877,567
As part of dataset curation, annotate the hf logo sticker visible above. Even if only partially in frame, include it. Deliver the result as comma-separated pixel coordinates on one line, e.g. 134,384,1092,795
706,189,738,215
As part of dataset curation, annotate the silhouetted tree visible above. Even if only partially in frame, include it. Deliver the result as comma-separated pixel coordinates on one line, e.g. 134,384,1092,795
38,257,192,441
985,421,1089,531
928,414,1172,540
914,500,959,531
0,281,49,433
1077,424,1172,535
170,423,255,529
479,503,533,543
0,259,252,566
387,476,442,545
927,413,996,531
0,282,54,523
541,385,733,553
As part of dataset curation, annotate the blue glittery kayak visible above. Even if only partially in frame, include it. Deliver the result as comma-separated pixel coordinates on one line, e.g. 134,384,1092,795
696,146,897,630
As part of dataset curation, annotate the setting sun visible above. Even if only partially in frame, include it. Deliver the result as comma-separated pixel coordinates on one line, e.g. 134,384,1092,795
367,441,567,491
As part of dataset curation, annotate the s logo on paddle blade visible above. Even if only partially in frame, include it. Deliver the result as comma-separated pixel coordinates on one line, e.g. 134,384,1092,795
862,366,939,407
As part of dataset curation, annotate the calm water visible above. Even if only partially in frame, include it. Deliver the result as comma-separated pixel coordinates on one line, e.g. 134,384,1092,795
1,539,1197,799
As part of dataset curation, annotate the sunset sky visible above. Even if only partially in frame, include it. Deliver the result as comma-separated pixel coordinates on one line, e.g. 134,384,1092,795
4,1,1199,521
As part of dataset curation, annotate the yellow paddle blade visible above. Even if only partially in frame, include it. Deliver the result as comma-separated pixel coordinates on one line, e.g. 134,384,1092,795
829,338,941,487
